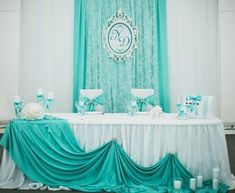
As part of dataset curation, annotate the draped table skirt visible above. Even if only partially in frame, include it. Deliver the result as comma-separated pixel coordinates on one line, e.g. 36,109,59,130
0,113,235,189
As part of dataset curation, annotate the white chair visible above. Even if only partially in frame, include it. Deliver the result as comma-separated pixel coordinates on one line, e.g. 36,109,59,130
79,89,104,113
130,89,155,112
183,95,216,119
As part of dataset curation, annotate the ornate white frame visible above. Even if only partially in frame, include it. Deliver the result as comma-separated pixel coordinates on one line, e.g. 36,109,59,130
102,9,138,62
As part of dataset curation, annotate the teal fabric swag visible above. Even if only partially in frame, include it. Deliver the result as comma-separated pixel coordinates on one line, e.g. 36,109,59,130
0,118,229,193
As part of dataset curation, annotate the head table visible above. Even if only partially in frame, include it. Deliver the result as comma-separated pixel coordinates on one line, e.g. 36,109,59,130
0,113,234,191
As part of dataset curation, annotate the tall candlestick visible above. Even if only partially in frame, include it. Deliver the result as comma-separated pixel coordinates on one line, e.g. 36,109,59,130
196,176,203,188
177,94,180,104
38,88,43,95
14,96,21,103
190,178,196,190
212,168,220,179
48,92,54,99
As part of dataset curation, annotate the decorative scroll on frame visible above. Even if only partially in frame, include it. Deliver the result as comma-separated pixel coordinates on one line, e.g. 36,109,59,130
102,9,138,62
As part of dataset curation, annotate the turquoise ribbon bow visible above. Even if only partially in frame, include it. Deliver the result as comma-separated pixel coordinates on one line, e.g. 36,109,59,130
186,95,202,116
37,94,44,103
135,95,154,112
186,95,202,103
45,99,54,110
83,95,103,112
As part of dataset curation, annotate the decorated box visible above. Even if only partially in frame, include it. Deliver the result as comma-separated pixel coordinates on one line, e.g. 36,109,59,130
184,95,216,119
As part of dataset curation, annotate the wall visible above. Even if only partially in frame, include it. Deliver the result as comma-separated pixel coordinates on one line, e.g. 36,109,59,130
0,0,21,120
167,0,220,115
219,0,235,123
19,0,74,113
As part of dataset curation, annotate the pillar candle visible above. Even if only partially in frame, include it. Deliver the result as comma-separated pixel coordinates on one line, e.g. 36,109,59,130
190,178,196,190
177,94,180,104
196,176,203,188
174,180,182,189
212,168,220,179
212,179,219,189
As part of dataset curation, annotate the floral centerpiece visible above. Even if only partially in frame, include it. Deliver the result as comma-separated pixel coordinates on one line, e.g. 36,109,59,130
22,103,45,120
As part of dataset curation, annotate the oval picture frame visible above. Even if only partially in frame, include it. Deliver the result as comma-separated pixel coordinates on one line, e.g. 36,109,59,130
102,9,138,63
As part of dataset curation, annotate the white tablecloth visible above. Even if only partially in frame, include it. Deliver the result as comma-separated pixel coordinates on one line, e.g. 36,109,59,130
0,113,235,189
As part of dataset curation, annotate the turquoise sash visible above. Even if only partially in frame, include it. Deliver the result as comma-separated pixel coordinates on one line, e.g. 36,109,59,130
135,95,154,112
82,95,103,112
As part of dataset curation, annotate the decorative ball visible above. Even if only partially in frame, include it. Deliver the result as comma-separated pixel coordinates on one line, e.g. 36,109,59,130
22,103,45,120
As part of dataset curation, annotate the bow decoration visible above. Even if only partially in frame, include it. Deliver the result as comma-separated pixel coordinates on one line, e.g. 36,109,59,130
82,95,103,112
135,95,154,112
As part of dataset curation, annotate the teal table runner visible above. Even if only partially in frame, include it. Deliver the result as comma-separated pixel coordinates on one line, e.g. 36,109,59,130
0,117,229,193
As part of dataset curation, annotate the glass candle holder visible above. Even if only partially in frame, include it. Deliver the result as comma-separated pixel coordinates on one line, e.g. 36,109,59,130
176,103,188,120
128,99,137,116
14,96,22,118
75,99,85,115
37,94,45,107
46,98,54,113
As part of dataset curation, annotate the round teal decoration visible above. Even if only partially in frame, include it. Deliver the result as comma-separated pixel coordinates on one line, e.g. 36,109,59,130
102,9,138,62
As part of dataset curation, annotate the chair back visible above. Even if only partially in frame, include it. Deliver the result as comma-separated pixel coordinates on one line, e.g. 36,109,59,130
183,95,216,119
79,89,104,113
130,89,155,112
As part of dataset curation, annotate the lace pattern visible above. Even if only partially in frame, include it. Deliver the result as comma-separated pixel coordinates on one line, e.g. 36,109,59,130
85,0,160,112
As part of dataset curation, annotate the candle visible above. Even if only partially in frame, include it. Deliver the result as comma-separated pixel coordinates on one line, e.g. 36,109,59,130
212,179,219,189
38,88,43,95
212,168,220,179
196,175,203,188
189,178,196,190
173,180,182,189
14,96,21,103
48,92,54,99
177,94,180,104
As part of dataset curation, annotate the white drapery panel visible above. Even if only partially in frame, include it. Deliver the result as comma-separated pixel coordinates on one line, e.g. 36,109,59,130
167,0,219,113
19,0,74,112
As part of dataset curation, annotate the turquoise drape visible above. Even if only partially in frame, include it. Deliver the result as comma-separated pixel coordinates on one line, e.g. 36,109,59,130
157,0,169,112
73,0,169,113
0,118,229,192
73,0,87,112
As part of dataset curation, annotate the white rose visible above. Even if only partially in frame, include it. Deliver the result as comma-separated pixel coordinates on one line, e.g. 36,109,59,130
22,103,45,120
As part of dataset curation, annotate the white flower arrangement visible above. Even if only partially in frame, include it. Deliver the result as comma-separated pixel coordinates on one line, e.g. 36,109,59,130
22,103,45,120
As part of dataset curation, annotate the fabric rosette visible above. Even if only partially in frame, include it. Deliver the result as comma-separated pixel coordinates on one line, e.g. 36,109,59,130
22,103,45,120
